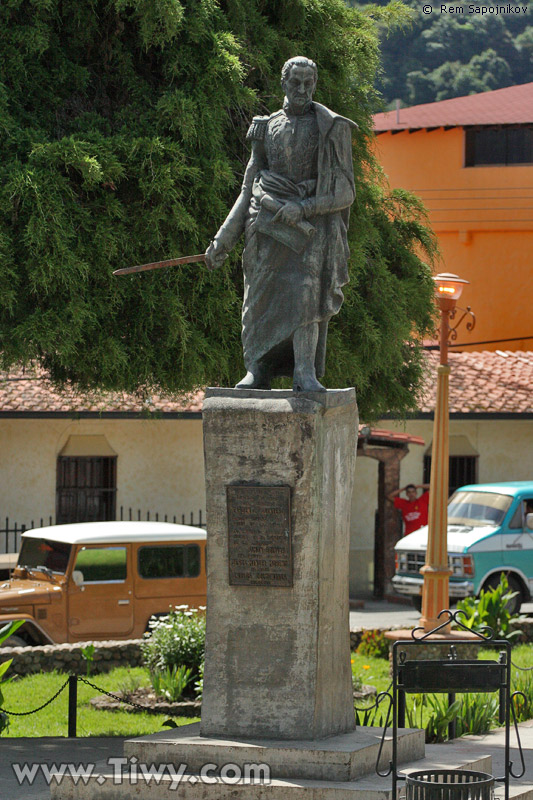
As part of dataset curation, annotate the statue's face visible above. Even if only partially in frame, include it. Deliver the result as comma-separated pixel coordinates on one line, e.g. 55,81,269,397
282,65,316,111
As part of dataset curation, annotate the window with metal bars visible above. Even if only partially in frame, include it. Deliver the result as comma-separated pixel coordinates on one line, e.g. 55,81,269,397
465,127,533,166
56,456,117,524
423,455,478,497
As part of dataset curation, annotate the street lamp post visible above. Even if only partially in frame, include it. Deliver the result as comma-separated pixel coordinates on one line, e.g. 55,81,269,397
420,273,475,633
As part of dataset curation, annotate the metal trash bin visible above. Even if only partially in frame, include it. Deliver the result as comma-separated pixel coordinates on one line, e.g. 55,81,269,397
405,769,494,800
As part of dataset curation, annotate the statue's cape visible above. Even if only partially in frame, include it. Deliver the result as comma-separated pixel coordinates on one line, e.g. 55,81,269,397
311,101,358,134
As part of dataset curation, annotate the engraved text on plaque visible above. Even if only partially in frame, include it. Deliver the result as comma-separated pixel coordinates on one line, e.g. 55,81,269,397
227,485,292,587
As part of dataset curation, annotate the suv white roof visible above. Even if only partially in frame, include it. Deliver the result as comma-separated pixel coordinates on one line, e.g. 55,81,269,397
21,521,206,545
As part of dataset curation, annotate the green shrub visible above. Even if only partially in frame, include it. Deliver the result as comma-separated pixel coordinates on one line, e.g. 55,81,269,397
456,574,521,642
150,665,194,702
356,630,389,660
455,692,499,738
0,620,24,735
141,606,205,680
406,691,499,743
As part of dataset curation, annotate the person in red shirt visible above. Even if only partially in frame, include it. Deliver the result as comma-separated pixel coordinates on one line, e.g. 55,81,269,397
387,483,430,536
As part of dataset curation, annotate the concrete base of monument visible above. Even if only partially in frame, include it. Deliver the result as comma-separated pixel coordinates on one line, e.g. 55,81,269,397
122,722,425,782
200,388,359,740
50,723,427,800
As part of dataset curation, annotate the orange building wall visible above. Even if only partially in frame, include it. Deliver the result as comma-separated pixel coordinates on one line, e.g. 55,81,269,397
374,128,533,351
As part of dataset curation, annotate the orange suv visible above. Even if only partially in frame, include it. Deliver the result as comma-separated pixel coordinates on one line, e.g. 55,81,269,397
0,521,207,645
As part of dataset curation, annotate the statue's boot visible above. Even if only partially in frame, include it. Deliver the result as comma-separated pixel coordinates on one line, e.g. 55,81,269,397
292,323,326,392
293,370,326,392
235,363,271,390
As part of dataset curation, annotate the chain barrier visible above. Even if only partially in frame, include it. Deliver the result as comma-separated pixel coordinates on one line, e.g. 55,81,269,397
77,676,159,712
354,681,392,712
0,676,71,716
0,674,159,717
511,661,533,672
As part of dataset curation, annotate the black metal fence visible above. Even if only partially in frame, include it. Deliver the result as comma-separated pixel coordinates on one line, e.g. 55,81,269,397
0,509,206,554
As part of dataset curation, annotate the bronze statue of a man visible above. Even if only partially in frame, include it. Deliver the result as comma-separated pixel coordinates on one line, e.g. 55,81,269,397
206,56,357,392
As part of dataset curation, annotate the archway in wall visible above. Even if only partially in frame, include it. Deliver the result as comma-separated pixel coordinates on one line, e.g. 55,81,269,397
357,428,425,598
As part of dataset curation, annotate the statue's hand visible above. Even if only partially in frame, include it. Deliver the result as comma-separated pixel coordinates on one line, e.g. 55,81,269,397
205,237,229,271
272,201,304,227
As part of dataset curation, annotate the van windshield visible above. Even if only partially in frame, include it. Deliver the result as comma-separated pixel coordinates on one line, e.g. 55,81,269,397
18,538,72,574
448,491,512,527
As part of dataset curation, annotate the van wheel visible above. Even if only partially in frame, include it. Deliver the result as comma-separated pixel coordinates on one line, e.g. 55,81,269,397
411,596,422,612
484,573,522,614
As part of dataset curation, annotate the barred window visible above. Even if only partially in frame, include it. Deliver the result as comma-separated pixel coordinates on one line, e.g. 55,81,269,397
56,456,117,524
423,455,478,497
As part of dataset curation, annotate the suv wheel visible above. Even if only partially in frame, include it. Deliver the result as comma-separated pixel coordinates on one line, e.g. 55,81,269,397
411,595,422,612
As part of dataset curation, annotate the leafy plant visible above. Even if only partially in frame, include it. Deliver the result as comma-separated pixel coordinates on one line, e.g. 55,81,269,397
116,670,143,700
0,620,24,735
150,665,193,703
424,694,462,743
406,691,499,743
455,693,499,738
194,661,204,701
141,606,205,680
456,574,521,642
354,695,390,728
81,644,95,676
356,630,389,660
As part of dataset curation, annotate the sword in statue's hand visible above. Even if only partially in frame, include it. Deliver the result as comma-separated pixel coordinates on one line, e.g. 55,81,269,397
113,253,208,276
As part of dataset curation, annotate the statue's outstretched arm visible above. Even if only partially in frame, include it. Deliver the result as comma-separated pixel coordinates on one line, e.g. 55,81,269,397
205,143,265,270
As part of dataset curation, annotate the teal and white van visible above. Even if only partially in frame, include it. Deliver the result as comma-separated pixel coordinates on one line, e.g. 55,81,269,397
393,482,533,613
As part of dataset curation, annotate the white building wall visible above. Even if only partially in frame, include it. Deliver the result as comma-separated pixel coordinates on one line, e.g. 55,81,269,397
0,417,205,531
4,414,533,592
348,418,533,597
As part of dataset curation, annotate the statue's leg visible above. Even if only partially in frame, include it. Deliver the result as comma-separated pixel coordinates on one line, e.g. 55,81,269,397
235,361,271,390
293,323,326,392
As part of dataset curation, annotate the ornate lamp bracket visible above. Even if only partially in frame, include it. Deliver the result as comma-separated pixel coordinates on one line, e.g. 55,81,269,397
448,305,476,343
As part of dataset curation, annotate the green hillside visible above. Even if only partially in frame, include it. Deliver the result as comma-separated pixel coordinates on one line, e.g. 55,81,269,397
350,0,533,107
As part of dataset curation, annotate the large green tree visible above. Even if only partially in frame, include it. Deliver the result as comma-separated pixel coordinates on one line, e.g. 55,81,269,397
0,0,436,420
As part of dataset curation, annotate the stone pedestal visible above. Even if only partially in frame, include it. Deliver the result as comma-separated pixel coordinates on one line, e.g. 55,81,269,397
200,388,358,740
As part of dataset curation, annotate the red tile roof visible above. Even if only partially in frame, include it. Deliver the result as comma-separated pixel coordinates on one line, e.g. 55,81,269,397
374,82,533,133
1,351,533,417
0,366,203,415
360,426,425,446
419,350,533,414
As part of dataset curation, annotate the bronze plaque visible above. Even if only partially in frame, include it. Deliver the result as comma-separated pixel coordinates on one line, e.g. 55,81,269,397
227,485,292,587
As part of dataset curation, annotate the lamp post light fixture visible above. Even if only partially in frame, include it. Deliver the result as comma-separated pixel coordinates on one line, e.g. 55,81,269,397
420,272,475,633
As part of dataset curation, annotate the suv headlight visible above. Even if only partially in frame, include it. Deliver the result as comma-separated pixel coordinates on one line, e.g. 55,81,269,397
395,552,408,572
449,555,474,577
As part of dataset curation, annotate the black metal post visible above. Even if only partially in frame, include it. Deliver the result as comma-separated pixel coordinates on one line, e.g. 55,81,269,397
397,688,406,729
68,675,77,738
448,692,456,740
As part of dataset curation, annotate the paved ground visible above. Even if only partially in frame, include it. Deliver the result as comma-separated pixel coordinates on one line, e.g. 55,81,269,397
349,599,533,630
1,737,127,800
2,724,533,800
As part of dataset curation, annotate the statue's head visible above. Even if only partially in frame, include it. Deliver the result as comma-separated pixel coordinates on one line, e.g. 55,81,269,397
281,56,318,113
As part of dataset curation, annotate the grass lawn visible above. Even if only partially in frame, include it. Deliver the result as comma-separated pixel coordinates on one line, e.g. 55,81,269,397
351,652,391,695
352,642,533,736
1,667,199,737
